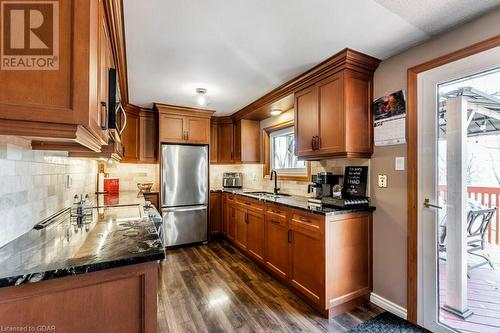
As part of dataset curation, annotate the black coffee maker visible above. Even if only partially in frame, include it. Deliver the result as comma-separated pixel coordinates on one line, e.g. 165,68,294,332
307,172,343,199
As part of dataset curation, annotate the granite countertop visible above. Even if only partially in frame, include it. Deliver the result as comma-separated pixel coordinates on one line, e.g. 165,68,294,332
0,192,165,288
210,188,375,215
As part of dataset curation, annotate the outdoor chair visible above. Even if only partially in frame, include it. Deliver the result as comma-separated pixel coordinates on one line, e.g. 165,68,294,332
438,198,497,272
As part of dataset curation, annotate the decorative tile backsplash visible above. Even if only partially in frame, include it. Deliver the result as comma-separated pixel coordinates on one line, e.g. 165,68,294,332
0,135,97,247
210,158,370,196
104,162,159,192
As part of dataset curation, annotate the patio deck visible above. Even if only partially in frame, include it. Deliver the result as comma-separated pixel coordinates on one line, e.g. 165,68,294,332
440,243,500,332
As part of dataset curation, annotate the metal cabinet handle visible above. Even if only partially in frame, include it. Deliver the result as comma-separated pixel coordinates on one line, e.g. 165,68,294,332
311,136,315,150
424,198,442,209
299,217,311,223
271,209,281,214
100,102,108,130
288,229,293,243
270,219,280,225
116,104,127,135
245,212,249,223
316,136,320,150
244,202,251,206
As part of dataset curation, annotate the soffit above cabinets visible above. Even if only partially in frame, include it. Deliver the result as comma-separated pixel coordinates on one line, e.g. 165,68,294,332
123,0,500,116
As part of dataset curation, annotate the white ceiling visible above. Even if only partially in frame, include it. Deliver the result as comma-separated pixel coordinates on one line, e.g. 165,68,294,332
123,0,500,116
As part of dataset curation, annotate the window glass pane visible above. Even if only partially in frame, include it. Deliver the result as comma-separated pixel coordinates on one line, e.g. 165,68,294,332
270,128,306,172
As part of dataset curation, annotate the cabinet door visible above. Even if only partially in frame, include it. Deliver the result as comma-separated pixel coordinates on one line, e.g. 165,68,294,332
295,86,318,157
122,112,140,162
159,114,185,143
234,208,247,250
217,123,234,163
264,216,289,279
289,222,324,305
139,113,157,163
209,193,221,235
222,196,228,236
246,211,265,262
228,203,236,240
317,73,345,154
210,122,218,163
185,117,210,144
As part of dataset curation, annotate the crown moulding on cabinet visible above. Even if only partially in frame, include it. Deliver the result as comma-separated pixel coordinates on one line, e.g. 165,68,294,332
228,48,381,122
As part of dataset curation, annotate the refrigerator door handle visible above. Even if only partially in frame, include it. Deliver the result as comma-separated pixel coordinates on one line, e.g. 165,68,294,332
162,206,207,212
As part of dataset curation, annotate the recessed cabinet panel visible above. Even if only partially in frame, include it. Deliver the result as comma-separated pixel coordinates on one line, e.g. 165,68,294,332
295,86,318,157
159,114,185,143
217,123,235,163
265,216,289,279
186,117,210,144
246,210,265,262
317,73,344,154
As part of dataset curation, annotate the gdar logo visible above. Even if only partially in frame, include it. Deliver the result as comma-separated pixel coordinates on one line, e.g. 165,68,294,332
1,0,59,70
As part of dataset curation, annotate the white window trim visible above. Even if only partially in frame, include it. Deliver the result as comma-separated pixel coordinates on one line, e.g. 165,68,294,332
269,126,306,175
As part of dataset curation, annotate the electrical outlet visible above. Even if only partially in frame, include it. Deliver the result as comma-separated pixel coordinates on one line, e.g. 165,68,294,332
378,175,387,188
66,175,73,189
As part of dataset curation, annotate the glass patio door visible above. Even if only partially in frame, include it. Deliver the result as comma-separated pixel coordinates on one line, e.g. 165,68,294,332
418,46,500,333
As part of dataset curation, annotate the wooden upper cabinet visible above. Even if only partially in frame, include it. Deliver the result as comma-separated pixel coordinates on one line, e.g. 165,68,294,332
139,110,158,163
120,105,157,163
295,86,318,157
0,0,112,152
159,113,185,143
235,119,260,163
217,122,235,163
155,104,214,145
210,122,218,163
292,49,379,160
211,118,260,164
122,110,140,162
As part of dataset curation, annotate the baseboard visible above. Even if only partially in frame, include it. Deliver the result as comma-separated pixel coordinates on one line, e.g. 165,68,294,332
370,293,407,320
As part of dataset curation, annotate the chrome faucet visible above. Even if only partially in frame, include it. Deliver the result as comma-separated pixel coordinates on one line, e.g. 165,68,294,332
270,170,280,195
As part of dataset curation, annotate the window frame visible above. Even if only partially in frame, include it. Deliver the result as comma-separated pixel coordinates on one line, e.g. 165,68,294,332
262,120,310,181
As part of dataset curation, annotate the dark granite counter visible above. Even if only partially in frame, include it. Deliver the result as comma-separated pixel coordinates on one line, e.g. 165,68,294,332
0,192,165,288
211,188,375,215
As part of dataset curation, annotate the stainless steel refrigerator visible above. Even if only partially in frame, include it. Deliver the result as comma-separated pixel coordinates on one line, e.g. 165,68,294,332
161,144,208,247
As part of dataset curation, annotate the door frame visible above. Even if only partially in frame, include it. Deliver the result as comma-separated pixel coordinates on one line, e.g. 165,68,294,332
406,35,500,324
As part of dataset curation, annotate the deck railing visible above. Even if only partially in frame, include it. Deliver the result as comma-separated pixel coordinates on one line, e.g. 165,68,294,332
438,185,500,245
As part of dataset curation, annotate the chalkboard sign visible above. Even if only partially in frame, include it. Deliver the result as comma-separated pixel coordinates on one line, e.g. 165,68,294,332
342,166,368,198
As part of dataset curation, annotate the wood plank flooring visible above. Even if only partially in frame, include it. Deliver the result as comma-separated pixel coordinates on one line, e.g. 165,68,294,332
157,239,383,332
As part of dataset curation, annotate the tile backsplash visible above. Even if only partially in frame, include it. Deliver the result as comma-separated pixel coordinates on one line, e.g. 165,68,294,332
104,162,159,192
210,158,370,197
0,135,97,247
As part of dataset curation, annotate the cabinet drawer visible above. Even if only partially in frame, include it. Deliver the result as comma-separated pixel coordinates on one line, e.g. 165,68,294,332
236,196,264,212
265,204,288,220
290,210,323,232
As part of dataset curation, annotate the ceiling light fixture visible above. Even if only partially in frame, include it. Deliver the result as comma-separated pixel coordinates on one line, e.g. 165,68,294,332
196,88,209,107
270,108,282,116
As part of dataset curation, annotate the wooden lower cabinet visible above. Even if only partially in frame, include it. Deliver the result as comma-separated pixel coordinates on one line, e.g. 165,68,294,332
246,209,265,262
289,215,324,306
0,262,158,333
220,193,373,318
209,192,222,235
234,207,248,250
264,215,289,280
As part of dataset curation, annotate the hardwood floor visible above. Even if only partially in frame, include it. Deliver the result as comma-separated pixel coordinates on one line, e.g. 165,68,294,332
158,239,384,332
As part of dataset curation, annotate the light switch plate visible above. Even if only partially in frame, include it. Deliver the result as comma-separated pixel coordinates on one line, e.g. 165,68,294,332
395,157,405,171
378,175,387,188
66,175,73,189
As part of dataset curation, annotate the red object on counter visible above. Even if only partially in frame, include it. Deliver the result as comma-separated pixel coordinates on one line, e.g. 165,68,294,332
104,178,119,194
